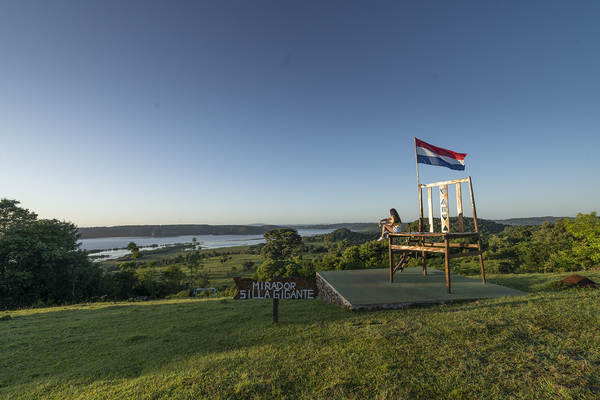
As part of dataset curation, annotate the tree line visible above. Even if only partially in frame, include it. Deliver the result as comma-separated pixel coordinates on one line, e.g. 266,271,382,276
2,197,598,310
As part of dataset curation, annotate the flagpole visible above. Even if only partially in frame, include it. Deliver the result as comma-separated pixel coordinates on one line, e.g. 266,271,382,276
415,137,420,187
415,137,423,232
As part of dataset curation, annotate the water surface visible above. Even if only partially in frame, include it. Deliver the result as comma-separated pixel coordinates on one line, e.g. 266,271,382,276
80,229,334,260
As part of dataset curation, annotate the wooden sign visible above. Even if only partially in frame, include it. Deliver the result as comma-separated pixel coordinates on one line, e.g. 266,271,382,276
233,277,318,300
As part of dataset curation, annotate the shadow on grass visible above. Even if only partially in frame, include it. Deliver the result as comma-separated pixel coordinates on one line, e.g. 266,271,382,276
0,298,348,387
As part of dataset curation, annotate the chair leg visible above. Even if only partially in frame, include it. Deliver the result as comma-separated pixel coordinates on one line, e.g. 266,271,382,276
389,238,394,283
445,238,451,294
478,237,486,284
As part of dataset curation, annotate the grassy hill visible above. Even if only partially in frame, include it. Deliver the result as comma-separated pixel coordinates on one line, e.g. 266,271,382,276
1,271,599,399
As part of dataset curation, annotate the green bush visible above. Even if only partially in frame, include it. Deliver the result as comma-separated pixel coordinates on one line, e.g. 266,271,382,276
166,290,190,299
253,260,300,281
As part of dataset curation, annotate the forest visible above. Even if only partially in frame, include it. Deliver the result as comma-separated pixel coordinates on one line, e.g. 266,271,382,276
1,198,598,310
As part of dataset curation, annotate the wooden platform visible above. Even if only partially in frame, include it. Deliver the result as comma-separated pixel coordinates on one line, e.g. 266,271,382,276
317,268,527,311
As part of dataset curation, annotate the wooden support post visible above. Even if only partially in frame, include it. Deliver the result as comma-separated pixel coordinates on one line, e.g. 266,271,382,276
445,237,451,294
273,298,279,323
389,236,394,283
427,187,434,233
422,186,430,272
273,274,279,322
478,237,486,284
468,176,486,285
468,177,479,234
456,183,464,233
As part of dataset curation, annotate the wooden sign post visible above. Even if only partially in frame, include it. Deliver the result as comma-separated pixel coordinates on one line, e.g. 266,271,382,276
233,276,319,322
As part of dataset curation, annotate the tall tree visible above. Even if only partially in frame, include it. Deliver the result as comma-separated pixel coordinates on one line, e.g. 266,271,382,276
127,241,143,268
565,212,600,268
255,228,304,281
186,245,203,290
0,200,100,309
0,199,37,232
136,262,157,298
260,228,303,261
159,264,187,296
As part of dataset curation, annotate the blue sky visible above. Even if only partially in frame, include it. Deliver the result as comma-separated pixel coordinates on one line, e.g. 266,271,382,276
1,1,599,227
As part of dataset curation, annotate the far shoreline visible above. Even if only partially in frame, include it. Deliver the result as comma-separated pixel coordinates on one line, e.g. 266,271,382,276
77,217,570,239
78,223,378,240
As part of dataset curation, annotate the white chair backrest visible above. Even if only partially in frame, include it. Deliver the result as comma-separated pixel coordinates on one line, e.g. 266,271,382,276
418,176,479,233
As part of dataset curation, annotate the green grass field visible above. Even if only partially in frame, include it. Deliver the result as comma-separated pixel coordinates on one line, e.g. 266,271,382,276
1,271,599,399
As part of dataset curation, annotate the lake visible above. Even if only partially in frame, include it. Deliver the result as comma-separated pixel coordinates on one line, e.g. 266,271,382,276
79,229,335,260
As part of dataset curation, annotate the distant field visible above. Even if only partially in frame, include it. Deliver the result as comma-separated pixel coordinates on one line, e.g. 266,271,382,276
96,240,329,290
1,271,599,399
97,245,261,289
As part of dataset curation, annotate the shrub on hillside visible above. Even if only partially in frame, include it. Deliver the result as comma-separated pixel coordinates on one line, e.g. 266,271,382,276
166,290,190,299
253,260,300,281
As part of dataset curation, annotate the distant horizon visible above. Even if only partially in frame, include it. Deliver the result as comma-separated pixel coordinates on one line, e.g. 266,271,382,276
76,215,577,230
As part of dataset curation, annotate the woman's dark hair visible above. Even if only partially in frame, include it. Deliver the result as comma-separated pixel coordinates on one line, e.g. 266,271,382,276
390,208,401,224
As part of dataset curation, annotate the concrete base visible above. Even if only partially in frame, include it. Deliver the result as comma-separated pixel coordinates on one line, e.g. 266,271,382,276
317,267,527,310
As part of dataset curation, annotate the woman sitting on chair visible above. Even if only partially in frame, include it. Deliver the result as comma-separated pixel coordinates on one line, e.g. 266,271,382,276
378,208,402,241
